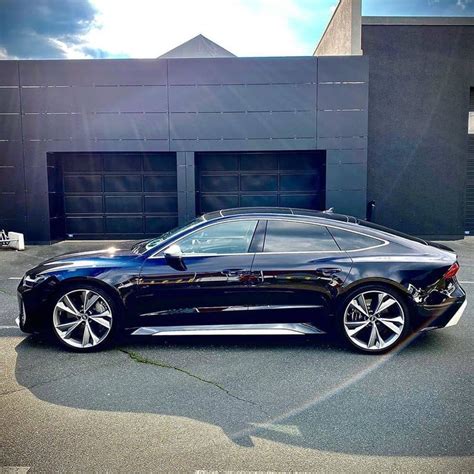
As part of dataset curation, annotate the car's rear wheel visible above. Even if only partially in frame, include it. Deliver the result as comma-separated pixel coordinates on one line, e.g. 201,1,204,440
51,284,117,352
339,285,411,354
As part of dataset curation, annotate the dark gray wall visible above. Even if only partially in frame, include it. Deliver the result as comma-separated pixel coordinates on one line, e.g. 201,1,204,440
0,56,368,242
362,24,474,239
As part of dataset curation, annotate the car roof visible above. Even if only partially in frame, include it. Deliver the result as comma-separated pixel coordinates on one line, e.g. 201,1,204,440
202,207,358,224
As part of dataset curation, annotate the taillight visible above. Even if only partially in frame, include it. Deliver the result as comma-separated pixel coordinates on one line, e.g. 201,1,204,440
444,262,460,279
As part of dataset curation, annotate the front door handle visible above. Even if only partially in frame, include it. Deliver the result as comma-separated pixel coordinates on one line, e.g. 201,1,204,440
315,267,342,277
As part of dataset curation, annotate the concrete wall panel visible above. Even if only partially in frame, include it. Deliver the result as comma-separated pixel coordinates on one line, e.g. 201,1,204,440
363,24,473,237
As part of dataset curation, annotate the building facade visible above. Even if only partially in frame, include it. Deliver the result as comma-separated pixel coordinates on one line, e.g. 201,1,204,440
0,55,369,242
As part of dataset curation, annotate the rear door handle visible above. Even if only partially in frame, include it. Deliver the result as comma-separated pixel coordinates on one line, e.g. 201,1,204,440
222,268,246,277
315,267,342,277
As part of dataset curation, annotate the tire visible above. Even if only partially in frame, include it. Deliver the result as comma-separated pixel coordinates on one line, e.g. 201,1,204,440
50,283,120,352
337,284,411,354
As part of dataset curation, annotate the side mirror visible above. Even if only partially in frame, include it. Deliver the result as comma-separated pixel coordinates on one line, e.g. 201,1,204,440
163,244,186,271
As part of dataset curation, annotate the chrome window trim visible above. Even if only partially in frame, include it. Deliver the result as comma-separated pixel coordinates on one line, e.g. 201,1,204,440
149,215,389,259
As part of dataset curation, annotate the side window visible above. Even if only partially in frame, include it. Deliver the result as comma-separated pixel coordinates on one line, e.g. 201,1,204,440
328,227,384,251
177,220,258,255
264,220,339,252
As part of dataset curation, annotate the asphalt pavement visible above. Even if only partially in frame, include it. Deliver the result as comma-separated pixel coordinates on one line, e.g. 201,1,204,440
1,238,473,472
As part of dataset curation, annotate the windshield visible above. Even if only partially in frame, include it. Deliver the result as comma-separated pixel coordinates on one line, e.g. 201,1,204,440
131,216,205,254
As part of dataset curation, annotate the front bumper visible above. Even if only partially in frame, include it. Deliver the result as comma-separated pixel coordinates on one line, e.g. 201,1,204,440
17,277,56,333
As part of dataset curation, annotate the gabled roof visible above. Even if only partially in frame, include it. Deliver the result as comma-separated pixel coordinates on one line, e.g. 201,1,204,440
159,34,236,59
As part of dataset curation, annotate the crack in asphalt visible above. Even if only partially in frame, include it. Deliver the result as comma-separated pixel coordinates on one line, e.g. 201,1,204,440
119,348,269,415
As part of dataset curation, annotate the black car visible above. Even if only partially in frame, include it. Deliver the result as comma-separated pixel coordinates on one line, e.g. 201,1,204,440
17,207,466,354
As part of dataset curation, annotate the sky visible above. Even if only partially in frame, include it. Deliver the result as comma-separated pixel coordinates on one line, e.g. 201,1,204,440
0,0,473,60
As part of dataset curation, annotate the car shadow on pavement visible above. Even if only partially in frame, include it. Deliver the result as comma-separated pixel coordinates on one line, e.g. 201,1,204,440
13,330,472,457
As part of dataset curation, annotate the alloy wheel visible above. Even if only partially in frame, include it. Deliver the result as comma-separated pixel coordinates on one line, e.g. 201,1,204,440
53,289,113,349
343,290,405,351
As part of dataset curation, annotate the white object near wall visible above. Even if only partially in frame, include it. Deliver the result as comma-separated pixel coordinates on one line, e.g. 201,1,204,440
8,232,25,251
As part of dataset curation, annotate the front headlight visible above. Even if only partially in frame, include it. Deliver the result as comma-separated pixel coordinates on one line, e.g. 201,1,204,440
23,274,49,287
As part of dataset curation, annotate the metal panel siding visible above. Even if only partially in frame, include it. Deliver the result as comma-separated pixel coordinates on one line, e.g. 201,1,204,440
317,136,367,150
170,138,318,152
326,189,366,216
0,61,20,85
317,110,368,137
318,56,369,83
19,60,168,86
22,113,169,140
318,83,368,111
170,111,316,140
0,140,23,166
169,84,316,112
326,163,367,190
168,57,318,85
0,115,21,140
317,55,368,218
0,88,20,113
326,149,366,164
21,86,168,113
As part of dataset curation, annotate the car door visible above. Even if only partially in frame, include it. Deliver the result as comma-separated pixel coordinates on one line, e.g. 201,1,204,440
247,219,353,324
137,219,259,327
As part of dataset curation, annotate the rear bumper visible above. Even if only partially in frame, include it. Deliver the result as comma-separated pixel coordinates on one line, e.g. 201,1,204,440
415,281,467,331
444,299,467,328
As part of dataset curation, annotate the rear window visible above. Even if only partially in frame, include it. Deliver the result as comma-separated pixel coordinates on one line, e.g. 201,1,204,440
357,220,427,245
264,220,339,252
328,227,385,251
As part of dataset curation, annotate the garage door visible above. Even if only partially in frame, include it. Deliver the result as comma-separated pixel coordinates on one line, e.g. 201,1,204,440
61,153,178,239
196,151,325,214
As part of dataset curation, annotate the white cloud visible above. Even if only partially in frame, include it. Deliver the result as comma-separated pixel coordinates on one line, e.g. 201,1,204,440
0,46,12,59
83,0,318,58
47,38,91,59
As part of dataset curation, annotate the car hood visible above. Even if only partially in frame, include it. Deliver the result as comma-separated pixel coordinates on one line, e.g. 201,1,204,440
29,247,140,276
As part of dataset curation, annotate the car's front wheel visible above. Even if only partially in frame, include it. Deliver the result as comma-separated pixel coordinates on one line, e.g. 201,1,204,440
51,284,117,352
339,286,411,354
